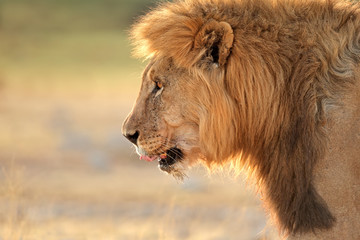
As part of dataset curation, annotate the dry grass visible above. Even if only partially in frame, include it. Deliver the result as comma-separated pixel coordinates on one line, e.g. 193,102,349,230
0,160,30,240
0,160,276,240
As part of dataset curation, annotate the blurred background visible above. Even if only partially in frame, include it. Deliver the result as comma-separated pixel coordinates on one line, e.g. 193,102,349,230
0,1,276,239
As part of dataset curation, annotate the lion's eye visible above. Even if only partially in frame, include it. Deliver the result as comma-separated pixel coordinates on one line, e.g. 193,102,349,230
155,81,163,90
153,80,164,97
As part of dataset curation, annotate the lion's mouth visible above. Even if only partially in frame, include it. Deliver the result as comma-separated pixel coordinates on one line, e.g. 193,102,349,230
139,147,185,179
158,147,183,173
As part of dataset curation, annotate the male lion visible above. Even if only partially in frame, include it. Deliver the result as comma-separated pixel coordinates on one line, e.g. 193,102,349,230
122,0,360,238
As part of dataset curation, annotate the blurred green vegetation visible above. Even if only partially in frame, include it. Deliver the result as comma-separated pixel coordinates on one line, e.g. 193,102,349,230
0,0,160,86
0,0,159,32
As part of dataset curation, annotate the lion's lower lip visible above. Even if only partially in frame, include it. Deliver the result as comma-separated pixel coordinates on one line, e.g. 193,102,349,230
159,147,183,171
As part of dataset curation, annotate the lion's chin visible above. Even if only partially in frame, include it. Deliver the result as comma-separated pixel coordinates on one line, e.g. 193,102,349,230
159,160,187,181
156,147,186,180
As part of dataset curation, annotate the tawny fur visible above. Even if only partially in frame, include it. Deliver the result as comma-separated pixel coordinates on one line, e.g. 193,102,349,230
126,0,360,238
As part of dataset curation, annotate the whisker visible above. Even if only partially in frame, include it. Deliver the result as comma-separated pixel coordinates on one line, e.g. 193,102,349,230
167,148,184,161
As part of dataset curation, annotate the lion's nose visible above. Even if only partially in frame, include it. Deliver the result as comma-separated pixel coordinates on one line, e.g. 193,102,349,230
123,130,140,145
122,111,141,146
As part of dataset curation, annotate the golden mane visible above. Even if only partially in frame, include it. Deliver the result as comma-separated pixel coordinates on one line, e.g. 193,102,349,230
130,0,360,235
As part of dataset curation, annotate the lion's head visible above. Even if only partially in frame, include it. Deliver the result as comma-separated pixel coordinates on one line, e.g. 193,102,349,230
123,16,237,179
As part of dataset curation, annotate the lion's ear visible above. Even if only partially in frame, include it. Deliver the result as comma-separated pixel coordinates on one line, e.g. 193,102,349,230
194,20,234,67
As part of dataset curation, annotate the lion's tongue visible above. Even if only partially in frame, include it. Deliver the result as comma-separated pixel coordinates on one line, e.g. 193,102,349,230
140,155,158,162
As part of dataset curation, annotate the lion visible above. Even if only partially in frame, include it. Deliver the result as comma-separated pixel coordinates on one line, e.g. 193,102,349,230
122,0,360,238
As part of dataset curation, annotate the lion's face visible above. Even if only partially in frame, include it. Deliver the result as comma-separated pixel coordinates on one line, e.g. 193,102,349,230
122,57,202,179
123,16,235,179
